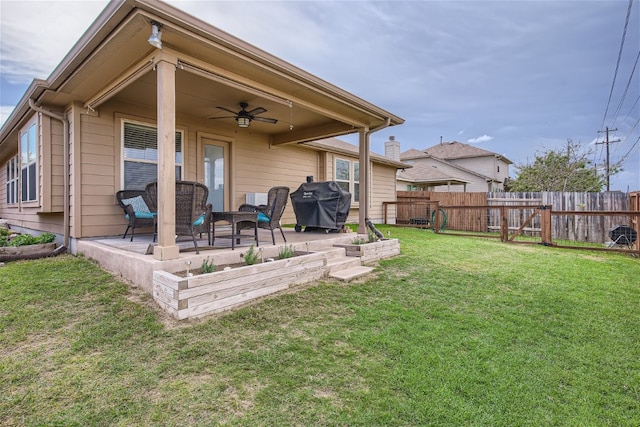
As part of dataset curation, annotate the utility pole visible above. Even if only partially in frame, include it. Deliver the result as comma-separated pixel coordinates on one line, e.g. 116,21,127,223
596,127,620,191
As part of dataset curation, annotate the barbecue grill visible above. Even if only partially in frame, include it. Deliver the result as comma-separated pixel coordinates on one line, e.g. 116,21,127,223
290,181,351,232
608,224,638,247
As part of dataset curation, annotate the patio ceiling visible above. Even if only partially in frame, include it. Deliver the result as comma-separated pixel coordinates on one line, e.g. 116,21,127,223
30,1,402,145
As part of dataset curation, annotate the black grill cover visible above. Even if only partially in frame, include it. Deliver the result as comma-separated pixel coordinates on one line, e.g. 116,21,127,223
290,181,351,230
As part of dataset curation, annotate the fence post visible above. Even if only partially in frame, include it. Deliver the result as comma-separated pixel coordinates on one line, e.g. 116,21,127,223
500,206,508,241
540,205,552,245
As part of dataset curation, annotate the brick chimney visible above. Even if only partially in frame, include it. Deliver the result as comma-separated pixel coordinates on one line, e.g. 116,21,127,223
385,136,400,161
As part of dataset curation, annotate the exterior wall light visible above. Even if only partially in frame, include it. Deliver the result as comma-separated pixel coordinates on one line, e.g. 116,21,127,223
148,22,163,49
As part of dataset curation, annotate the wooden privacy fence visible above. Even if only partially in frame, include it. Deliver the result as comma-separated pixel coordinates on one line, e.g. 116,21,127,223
386,191,640,255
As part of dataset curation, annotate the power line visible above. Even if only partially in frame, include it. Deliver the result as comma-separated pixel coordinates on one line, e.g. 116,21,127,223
623,135,640,157
609,49,640,129
599,0,634,130
618,120,640,163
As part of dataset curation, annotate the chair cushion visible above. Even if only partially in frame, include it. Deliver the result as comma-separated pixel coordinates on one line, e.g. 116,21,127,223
193,214,206,226
125,212,157,220
121,195,151,214
257,212,270,223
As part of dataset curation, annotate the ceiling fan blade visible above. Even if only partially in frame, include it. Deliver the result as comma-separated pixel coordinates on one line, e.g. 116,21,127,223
216,106,239,115
247,107,267,116
208,115,236,120
252,116,278,124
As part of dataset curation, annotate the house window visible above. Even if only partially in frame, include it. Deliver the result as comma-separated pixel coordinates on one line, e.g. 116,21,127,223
335,158,359,203
6,156,19,204
20,120,38,202
497,165,500,173
122,121,183,189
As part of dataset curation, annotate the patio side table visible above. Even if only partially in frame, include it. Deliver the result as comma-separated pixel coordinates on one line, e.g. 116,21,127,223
211,211,259,250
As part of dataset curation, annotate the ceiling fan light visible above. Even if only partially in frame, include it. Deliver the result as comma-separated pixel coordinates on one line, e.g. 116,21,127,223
237,116,250,128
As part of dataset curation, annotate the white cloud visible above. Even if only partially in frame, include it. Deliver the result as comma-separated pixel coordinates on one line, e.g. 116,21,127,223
467,135,494,144
0,1,108,84
0,106,15,128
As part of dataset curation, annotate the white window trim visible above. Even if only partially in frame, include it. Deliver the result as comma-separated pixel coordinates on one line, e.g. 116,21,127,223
334,157,359,204
6,156,19,205
19,117,38,203
121,119,184,189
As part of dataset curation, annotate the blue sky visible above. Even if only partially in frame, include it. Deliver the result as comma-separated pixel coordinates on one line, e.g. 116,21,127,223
1,0,639,191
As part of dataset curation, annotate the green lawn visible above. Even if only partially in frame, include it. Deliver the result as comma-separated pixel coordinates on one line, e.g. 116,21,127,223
1,226,638,426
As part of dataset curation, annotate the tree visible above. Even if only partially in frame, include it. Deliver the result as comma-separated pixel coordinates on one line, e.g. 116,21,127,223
510,140,605,192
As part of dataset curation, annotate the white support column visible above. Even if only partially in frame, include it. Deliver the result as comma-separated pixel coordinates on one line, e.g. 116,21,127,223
153,59,180,260
358,127,369,234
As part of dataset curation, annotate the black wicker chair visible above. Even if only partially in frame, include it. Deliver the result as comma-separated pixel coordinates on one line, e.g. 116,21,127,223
238,186,290,245
146,181,212,254
116,189,157,242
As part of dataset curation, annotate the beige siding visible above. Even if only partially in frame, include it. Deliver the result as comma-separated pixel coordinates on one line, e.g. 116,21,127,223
450,157,495,179
4,98,398,238
233,137,319,225
496,159,510,185
449,156,509,190
412,157,489,192
370,162,397,223
0,112,67,235
45,114,65,212
79,104,118,237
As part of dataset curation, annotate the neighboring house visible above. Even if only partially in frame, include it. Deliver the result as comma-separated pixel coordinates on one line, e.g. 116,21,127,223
0,0,404,261
387,138,512,192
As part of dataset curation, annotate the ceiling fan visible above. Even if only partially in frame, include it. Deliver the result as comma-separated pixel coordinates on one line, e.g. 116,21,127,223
212,102,278,128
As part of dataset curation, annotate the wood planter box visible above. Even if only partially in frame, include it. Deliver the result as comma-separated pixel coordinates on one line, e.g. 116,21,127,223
334,238,400,264
153,251,328,320
0,242,57,262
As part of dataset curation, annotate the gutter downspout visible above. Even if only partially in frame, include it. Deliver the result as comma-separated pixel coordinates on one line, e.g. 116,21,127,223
358,117,391,234
28,99,70,248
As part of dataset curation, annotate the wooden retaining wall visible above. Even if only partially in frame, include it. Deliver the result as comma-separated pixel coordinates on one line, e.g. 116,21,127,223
153,251,329,320
152,238,401,320
334,239,401,264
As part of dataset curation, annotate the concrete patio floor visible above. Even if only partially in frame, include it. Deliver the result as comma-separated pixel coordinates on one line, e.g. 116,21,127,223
76,226,361,294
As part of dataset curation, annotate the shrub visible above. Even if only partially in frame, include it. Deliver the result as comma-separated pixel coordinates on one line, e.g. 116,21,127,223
201,257,217,274
241,244,260,265
352,236,367,245
37,233,56,244
1,232,56,247
278,245,296,259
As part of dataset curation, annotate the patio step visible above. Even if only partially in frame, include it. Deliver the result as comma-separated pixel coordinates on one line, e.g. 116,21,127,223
329,265,374,282
326,253,362,274
325,249,373,281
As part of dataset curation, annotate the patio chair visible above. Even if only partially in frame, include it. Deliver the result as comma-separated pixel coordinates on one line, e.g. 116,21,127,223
116,189,157,242
238,186,290,245
146,181,212,254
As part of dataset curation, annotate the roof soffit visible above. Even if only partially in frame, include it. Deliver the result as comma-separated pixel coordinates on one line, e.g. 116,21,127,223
6,0,404,144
